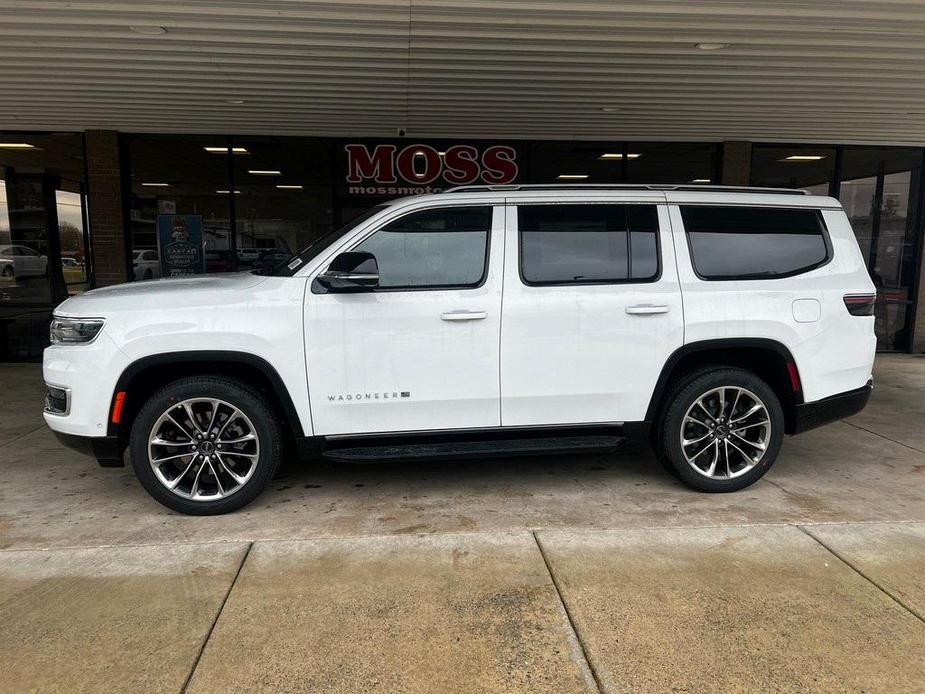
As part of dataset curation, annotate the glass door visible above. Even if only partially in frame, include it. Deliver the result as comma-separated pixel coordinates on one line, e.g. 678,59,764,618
0,133,86,360
839,148,921,351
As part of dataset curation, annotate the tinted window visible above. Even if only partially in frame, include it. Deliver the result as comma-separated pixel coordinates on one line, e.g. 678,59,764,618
519,204,659,284
354,206,491,289
681,206,830,280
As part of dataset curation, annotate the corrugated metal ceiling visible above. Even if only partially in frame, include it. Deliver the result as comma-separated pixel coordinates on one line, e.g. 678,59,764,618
0,0,923,143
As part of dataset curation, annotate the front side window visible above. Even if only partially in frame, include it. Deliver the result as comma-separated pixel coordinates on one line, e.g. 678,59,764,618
518,204,659,285
681,206,830,280
353,206,492,289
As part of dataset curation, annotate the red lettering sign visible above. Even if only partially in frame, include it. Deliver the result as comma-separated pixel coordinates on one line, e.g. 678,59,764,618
344,144,396,183
442,145,479,184
344,143,517,187
396,145,442,184
481,146,518,184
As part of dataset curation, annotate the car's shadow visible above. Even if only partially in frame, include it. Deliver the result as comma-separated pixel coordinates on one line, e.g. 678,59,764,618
267,434,668,494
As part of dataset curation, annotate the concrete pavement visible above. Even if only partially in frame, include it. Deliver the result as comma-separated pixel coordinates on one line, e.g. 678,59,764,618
2,356,925,692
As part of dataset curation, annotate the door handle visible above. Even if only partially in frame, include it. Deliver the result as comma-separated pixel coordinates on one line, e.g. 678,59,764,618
441,310,487,321
625,304,670,315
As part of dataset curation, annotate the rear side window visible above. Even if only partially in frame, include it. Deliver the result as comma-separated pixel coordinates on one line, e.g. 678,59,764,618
681,206,830,280
354,206,491,289
519,204,659,285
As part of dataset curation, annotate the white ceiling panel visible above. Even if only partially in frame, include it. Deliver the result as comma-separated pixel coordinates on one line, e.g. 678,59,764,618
0,0,923,143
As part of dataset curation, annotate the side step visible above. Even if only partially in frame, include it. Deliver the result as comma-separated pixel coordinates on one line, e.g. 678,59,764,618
322,435,623,463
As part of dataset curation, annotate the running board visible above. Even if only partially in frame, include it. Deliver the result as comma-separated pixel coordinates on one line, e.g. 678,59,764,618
321,435,623,463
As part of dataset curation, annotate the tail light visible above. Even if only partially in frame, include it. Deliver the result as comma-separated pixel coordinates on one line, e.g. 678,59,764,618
844,294,876,316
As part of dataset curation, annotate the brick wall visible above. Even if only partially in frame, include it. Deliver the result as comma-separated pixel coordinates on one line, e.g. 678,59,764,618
85,130,128,286
721,141,753,186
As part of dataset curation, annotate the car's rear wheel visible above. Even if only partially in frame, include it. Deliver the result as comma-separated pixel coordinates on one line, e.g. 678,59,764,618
656,367,784,492
129,376,281,514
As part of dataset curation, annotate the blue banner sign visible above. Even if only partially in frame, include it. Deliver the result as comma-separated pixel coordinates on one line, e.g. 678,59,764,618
157,214,204,277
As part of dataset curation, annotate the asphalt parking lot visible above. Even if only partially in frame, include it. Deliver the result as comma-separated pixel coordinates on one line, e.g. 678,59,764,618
2,355,925,692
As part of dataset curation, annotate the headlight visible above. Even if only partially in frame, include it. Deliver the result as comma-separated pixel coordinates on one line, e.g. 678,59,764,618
50,317,105,344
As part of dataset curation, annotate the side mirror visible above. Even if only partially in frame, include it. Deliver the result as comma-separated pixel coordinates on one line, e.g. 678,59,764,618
314,251,379,293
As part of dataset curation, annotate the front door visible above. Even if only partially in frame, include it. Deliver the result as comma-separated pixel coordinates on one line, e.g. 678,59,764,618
500,199,684,426
304,204,504,436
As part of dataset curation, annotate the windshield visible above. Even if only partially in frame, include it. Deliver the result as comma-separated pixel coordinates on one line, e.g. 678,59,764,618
258,205,387,277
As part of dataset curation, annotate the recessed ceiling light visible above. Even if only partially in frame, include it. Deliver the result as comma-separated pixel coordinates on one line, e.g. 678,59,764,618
204,146,248,154
276,184,304,190
437,151,446,156
141,182,170,187
0,142,35,149
248,170,282,176
783,155,825,161
226,99,246,105
558,174,589,180
601,107,621,113
598,153,641,160
216,190,241,194
129,25,167,35
696,42,730,50
691,179,712,183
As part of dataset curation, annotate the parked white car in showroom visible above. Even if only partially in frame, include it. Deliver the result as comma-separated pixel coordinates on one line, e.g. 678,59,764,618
132,249,161,280
0,244,48,278
43,185,876,514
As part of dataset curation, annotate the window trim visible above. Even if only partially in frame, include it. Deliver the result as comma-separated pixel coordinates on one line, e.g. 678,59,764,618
345,205,494,293
680,204,833,282
516,202,663,288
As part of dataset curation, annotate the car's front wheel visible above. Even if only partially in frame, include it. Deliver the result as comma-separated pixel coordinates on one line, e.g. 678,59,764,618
656,367,784,492
129,376,281,514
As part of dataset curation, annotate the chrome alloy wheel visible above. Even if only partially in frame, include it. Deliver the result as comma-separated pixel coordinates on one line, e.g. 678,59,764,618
680,386,771,480
147,398,260,501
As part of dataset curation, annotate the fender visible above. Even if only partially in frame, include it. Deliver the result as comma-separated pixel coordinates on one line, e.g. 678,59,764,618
107,350,304,438
644,338,802,422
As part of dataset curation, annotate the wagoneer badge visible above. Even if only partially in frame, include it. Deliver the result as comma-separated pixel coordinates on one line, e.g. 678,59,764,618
328,391,411,402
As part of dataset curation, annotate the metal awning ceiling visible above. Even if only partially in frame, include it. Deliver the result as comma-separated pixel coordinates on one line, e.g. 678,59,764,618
1,0,924,144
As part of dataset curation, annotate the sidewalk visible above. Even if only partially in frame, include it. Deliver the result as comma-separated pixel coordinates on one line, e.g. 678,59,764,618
2,356,925,692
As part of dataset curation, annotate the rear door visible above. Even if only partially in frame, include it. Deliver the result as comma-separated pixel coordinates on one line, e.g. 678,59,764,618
500,197,684,426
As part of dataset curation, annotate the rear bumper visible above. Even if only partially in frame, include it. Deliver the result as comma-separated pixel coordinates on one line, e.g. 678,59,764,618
792,380,872,435
51,431,125,467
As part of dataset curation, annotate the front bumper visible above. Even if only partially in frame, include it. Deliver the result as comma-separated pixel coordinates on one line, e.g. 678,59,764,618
792,380,872,435
43,331,128,438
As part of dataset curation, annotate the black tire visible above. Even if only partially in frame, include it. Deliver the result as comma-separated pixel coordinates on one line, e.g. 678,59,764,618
655,367,784,492
0,266,12,279
130,375,282,514
649,426,680,479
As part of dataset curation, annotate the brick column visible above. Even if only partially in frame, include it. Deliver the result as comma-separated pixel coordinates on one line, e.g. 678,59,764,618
85,130,128,286
721,141,752,186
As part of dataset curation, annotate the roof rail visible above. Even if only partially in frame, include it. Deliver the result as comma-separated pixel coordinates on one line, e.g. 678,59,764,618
441,184,810,196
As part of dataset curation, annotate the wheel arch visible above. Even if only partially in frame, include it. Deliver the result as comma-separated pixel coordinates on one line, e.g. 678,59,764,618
645,338,803,434
107,351,304,442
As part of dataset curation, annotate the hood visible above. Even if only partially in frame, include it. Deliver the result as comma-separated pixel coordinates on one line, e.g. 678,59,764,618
56,272,270,316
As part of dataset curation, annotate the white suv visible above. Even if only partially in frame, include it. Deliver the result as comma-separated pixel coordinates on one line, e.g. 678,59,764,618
43,185,876,515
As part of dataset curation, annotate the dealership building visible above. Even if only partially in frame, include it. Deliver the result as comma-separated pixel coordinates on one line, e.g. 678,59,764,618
1,1,923,358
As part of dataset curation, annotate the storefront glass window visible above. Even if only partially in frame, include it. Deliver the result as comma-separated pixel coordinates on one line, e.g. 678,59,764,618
527,142,717,185
127,135,336,275
230,137,333,271
0,132,87,359
625,143,718,184
840,148,922,351
750,145,836,194
126,134,234,276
